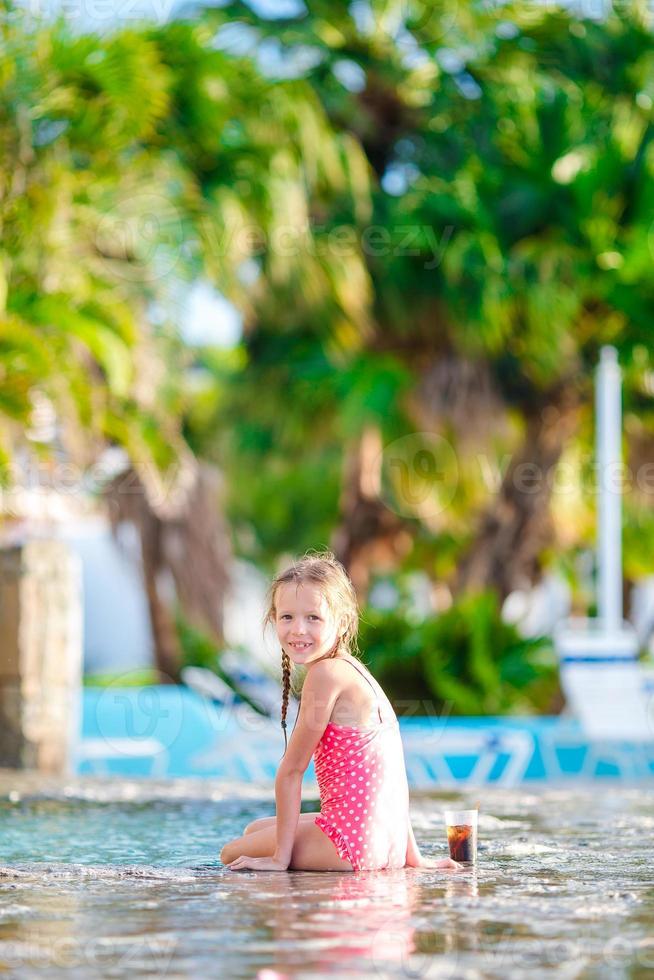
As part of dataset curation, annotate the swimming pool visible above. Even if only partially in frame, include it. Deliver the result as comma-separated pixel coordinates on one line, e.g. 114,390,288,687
0,773,652,977
78,687,654,784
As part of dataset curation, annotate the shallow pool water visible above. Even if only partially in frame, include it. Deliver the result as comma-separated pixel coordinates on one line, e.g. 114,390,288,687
0,773,652,978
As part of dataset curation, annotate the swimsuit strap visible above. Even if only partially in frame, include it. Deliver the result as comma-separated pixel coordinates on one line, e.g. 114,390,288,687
342,658,384,724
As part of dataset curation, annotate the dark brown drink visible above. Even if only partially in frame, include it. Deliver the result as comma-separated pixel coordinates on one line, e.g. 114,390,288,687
446,823,476,864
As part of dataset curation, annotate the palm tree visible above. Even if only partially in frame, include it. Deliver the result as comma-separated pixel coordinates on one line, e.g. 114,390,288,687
198,0,654,600
0,11,377,669
0,14,217,675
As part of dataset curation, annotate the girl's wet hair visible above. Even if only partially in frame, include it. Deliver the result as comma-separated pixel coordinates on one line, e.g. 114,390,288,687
263,550,360,752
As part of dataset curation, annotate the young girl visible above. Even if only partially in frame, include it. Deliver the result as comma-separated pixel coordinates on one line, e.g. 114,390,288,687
220,551,460,873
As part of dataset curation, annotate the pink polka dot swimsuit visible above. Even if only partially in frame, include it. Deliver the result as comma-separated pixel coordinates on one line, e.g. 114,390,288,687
313,659,409,871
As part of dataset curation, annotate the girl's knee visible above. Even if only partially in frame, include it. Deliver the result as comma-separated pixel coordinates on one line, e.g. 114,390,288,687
220,839,240,864
243,817,272,835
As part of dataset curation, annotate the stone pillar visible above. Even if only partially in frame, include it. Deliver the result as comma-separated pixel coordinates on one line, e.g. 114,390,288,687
0,540,83,773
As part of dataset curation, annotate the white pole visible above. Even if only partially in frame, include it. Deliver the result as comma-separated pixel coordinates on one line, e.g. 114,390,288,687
596,345,622,632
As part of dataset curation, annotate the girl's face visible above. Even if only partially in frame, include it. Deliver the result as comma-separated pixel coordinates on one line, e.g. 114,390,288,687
275,582,342,666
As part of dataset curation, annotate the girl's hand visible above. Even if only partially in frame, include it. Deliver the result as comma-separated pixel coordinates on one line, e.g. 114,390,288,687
225,855,289,872
417,856,465,871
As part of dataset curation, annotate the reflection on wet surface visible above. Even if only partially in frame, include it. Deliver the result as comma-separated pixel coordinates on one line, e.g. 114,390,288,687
0,774,652,977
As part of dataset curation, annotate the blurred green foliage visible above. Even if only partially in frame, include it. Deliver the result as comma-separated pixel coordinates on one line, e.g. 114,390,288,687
175,616,222,673
361,592,561,716
175,616,269,714
83,669,161,687
191,0,654,587
4,2,654,711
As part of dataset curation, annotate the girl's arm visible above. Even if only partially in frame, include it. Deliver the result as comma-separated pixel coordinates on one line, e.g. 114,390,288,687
227,660,341,871
406,818,463,871
273,662,341,866
405,818,423,867
272,767,303,867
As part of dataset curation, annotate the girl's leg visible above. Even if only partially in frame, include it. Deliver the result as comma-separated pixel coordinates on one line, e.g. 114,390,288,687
290,821,354,872
220,821,353,871
243,812,317,835
220,827,274,864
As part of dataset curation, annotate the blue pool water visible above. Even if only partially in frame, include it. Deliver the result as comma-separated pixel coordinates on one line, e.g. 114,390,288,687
0,773,653,978
78,687,654,784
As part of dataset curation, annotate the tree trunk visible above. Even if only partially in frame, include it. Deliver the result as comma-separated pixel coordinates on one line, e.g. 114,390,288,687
105,459,230,682
162,464,230,640
140,514,182,684
331,424,412,598
456,392,579,600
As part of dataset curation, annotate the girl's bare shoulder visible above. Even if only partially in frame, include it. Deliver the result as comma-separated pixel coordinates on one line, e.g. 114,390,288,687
304,654,365,691
303,657,346,688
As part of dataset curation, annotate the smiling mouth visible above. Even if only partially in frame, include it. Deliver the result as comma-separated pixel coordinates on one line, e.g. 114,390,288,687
289,642,312,650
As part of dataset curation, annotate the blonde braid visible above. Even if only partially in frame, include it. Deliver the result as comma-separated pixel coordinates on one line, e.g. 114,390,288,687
280,649,292,753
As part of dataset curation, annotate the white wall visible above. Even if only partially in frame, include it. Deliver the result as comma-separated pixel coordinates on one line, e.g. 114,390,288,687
61,518,154,675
